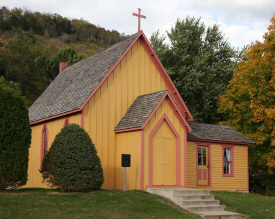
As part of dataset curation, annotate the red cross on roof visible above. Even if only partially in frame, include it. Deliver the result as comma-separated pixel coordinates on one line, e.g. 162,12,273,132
133,8,146,32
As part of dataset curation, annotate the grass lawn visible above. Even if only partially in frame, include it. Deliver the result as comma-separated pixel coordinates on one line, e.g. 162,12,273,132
0,189,199,219
212,191,275,219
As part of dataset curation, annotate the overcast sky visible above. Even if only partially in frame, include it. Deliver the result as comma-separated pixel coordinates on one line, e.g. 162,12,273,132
1,0,274,48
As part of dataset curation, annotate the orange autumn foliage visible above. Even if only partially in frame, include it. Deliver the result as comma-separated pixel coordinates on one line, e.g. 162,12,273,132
219,16,275,177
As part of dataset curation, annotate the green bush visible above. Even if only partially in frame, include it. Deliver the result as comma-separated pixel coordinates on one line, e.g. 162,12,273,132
40,124,104,192
0,80,31,189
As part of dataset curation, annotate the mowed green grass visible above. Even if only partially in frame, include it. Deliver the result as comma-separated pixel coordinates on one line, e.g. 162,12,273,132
212,191,275,219
0,189,199,219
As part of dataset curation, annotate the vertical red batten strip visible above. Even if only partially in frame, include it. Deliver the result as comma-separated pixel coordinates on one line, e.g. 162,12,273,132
184,126,187,188
40,124,48,168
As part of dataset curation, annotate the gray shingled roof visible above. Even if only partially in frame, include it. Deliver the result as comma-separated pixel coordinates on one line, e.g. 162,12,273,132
114,90,167,131
29,32,140,123
187,122,254,144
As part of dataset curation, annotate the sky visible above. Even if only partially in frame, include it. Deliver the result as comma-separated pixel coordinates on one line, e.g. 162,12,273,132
1,0,275,48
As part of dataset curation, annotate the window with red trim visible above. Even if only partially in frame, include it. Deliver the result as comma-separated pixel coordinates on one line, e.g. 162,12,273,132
64,117,70,127
223,147,234,176
41,125,48,165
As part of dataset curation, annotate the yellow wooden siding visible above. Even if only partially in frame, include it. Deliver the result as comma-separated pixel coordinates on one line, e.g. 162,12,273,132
187,142,248,191
115,131,141,190
24,123,44,188
186,142,197,188
25,114,81,188
69,113,81,125
82,40,169,189
143,99,185,190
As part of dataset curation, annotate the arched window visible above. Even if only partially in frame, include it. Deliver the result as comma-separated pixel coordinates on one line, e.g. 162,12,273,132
63,117,70,127
41,124,48,167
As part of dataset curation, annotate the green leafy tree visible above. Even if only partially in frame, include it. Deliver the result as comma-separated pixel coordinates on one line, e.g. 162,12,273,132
36,46,86,83
0,20,12,31
0,76,31,189
0,76,30,107
40,124,104,192
150,17,237,124
219,16,275,189
4,38,45,104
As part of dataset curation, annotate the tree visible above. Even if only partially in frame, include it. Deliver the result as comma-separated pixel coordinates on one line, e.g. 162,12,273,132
0,76,31,189
40,124,104,192
4,35,46,104
36,46,86,83
219,16,275,189
150,17,237,124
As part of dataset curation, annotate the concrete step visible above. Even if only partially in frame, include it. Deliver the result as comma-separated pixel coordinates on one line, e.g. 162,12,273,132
179,199,220,207
200,211,242,219
173,189,210,196
184,205,225,213
174,194,215,201
147,188,242,219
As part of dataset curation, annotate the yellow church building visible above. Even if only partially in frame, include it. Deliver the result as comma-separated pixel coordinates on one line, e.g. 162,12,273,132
26,31,254,191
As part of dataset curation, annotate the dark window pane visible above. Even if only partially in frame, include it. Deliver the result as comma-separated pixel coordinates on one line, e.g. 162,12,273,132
203,157,206,165
198,147,201,156
203,148,206,156
223,161,226,174
224,149,227,161
198,157,202,165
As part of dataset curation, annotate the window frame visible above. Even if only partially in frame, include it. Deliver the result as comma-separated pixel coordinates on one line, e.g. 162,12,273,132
222,145,234,177
63,117,70,127
41,124,48,167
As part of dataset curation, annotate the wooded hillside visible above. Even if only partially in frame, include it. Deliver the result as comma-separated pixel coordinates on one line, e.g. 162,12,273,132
0,6,127,105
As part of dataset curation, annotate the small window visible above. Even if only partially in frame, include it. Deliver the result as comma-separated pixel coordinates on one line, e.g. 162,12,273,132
41,124,48,167
63,117,70,127
198,146,207,166
43,129,48,157
223,147,234,176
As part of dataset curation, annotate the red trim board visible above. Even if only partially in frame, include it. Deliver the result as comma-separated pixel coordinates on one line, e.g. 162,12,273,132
40,124,48,168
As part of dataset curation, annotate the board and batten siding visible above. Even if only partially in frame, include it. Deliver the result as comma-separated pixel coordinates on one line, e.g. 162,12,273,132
115,131,141,190
25,114,81,188
143,99,186,190
82,39,168,189
187,142,248,191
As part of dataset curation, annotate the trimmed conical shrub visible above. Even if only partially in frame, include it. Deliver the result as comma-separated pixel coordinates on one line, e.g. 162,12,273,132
0,84,31,189
40,124,104,192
